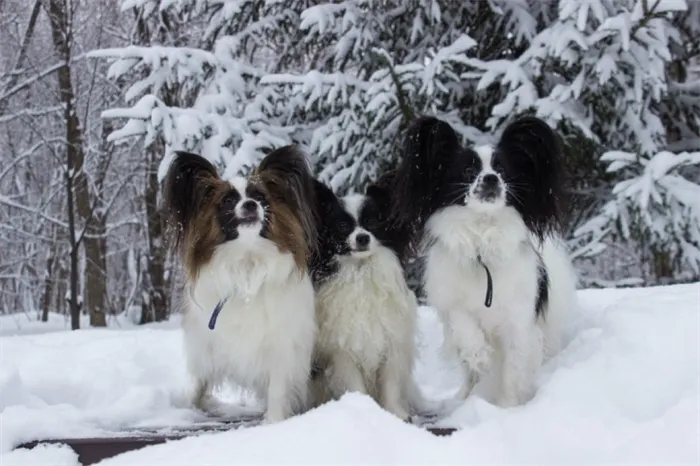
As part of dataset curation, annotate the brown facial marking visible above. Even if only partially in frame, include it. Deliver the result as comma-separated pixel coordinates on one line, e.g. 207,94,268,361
252,171,309,271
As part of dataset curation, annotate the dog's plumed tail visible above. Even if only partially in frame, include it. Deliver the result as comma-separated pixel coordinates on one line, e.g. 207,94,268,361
254,146,319,267
388,116,462,246
496,116,566,241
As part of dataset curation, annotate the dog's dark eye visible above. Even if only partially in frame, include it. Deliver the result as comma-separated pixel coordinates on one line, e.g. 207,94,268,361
246,186,266,203
220,192,239,212
218,192,240,239
492,158,503,172
465,159,480,175
364,216,378,230
338,221,352,235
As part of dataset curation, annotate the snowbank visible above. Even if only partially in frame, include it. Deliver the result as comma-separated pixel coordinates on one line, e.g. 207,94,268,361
0,311,179,337
1,284,698,464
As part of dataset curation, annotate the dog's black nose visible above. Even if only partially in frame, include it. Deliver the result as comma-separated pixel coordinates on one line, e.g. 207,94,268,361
482,173,499,187
241,200,258,212
356,233,370,247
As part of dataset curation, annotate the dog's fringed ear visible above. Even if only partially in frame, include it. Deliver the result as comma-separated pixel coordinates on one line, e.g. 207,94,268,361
496,116,566,240
255,145,320,259
388,116,462,232
314,179,339,216
365,182,391,210
367,171,416,264
162,151,220,250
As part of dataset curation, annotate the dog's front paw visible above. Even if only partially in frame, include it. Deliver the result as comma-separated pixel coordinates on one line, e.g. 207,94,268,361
496,393,520,408
384,401,410,422
456,370,481,400
460,343,493,375
194,393,263,420
262,410,288,425
263,401,292,424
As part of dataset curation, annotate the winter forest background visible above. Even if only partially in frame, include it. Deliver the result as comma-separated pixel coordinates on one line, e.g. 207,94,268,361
1,0,699,329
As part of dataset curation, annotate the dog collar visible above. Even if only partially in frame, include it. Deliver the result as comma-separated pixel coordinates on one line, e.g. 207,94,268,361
208,296,229,330
477,255,493,308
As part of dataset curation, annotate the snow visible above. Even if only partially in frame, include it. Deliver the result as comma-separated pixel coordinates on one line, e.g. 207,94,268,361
1,283,698,464
0,312,169,337
1,444,78,466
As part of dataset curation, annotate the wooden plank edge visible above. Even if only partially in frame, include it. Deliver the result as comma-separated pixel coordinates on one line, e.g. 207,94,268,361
15,427,457,465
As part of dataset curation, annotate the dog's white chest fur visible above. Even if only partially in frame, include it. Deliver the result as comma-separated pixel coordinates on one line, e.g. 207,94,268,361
424,205,566,407
312,246,418,419
315,247,415,371
425,207,539,331
182,234,315,419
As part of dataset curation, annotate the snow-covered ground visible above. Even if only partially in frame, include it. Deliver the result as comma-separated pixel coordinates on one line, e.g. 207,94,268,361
1,283,698,465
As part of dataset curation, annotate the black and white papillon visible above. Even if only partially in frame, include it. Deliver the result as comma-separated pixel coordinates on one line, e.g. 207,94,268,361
162,146,318,423
308,180,423,419
388,116,578,407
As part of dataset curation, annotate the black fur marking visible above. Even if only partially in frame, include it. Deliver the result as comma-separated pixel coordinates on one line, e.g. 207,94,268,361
162,151,220,250
535,257,549,320
367,171,422,264
495,116,566,241
359,185,408,261
216,186,271,242
309,180,353,286
358,198,380,233
245,184,270,239
309,176,414,287
217,190,242,242
310,360,324,380
385,116,481,253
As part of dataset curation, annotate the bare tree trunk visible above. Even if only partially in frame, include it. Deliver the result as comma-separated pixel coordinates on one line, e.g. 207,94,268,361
55,256,68,316
64,167,80,329
84,215,107,326
44,0,83,329
134,11,170,324
41,253,55,322
0,0,42,115
140,142,169,323
43,0,107,327
83,121,116,327
652,248,673,284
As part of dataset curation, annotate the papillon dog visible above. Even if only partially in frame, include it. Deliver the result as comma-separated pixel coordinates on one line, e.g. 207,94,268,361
387,115,578,407
308,179,422,420
162,146,319,423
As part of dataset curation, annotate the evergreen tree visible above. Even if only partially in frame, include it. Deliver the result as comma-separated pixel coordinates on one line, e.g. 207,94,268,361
95,0,700,285
462,0,700,284
92,0,316,180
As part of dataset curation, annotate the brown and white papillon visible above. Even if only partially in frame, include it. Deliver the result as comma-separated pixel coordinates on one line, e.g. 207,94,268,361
163,146,318,423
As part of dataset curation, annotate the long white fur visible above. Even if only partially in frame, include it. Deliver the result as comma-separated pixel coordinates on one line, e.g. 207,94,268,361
182,178,316,423
424,148,577,408
312,194,418,419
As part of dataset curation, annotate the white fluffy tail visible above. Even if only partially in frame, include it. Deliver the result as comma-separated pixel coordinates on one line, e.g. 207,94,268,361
539,236,579,358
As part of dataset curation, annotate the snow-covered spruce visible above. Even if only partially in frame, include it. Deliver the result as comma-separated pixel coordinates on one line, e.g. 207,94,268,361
460,0,700,283
94,0,700,286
